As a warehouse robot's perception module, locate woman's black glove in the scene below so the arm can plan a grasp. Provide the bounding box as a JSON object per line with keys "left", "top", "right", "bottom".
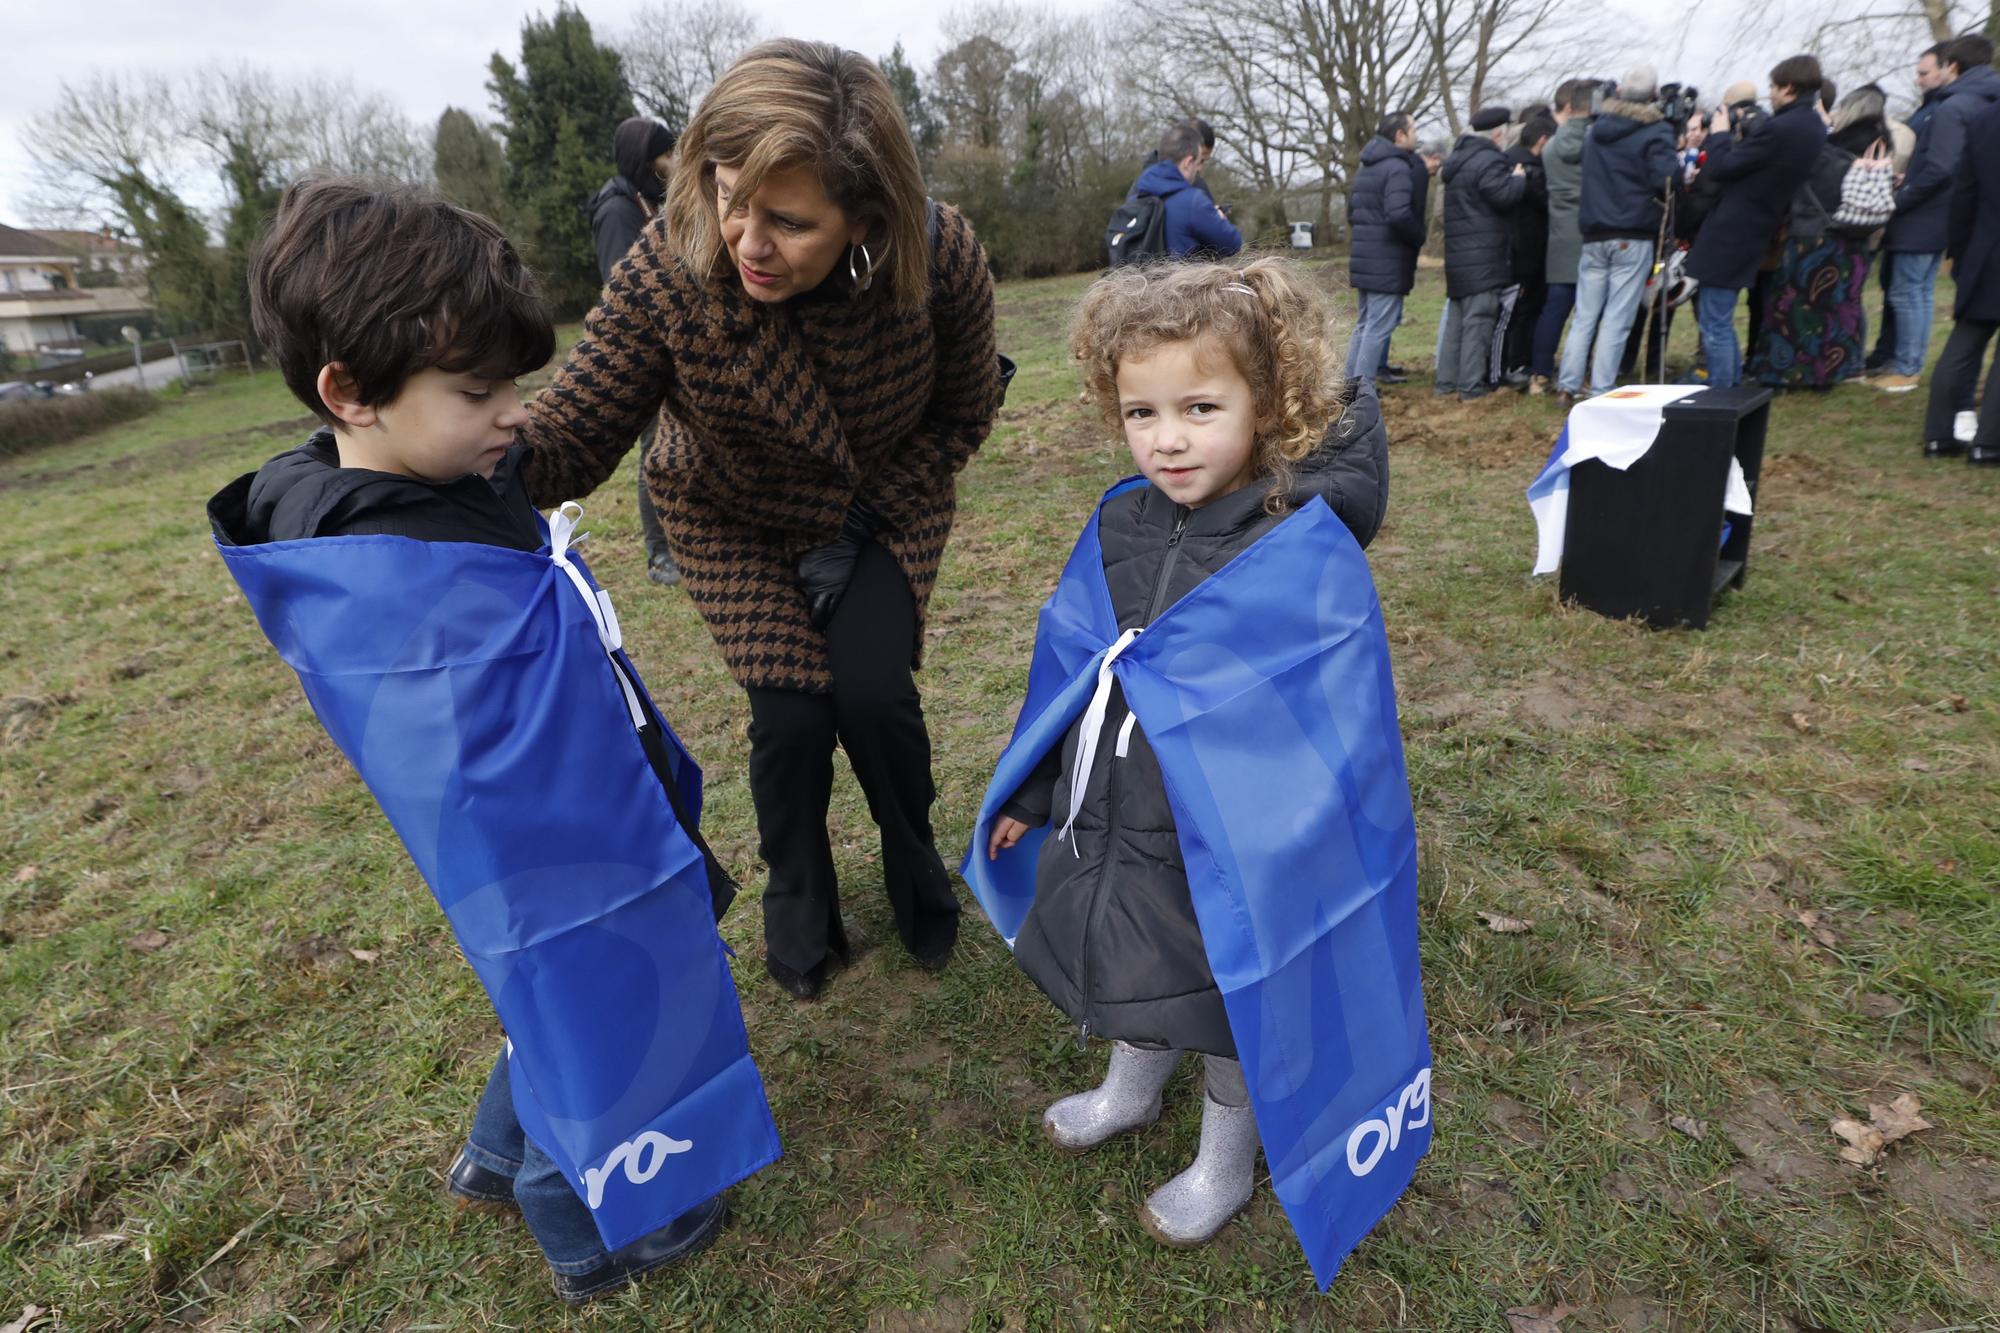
{"left": 798, "top": 499, "right": 882, "bottom": 630}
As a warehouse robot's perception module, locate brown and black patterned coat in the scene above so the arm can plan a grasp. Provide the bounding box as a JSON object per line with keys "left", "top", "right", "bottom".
{"left": 516, "top": 202, "right": 1005, "bottom": 693}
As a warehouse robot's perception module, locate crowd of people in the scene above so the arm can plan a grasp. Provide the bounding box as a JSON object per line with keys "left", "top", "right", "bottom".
{"left": 1344, "top": 34, "right": 2000, "bottom": 466}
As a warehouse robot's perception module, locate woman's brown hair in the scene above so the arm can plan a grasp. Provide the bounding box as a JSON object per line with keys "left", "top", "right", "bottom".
{"left": 665, "top": 39, "right": 930, "bottom": 310}
{"left": 1071, "top": 258, "right": 1348, "bottom": 512}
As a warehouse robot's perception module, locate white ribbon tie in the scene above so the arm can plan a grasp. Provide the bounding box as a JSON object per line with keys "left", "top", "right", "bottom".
{"left": 1055, "top": 628, "right": 1141, "bottom": 855}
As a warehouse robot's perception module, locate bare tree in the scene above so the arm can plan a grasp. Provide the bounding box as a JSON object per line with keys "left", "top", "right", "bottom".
{"left": 618, "top": 0, "right": 762, "bottom": 126}
{"left": 1420, "top": 0, "right": 1574, "bottom": 134}
{"left": 1717, "top": 0, "right": 1996, "bottom": 104}
{"left": 22, "top": 72, "right": 191, "bottom": 228}
{"left": 1140, "top": 0, "right": 1441, "bottom": 232}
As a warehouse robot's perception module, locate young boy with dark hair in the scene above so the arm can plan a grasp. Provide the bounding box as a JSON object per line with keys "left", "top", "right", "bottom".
{"left": 208, "top": 177, "right": 774, "bottom": 1305}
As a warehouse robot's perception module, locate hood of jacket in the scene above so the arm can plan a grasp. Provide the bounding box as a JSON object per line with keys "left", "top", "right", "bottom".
{"left": 1441, "top": 132, "right": 1501, "bottom": 184}
{"left": 613, "top": 116, "right": 669, "bottom": 205}
{"left": 1133, "top": 157, "right": 1196, "bottom": 198}
{"left": 1360, "top": 135, "right": 1414, "bottom": 167}
{"left": 210, "top": 430, "right": 437, "bottom": 547}
{"left": 1592, "top": 99, "right": 1665, "bottom": 143}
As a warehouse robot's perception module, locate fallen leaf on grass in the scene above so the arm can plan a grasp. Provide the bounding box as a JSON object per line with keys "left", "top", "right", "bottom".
{"left": 348, "top": 948, "right": 379, "bottom": 963}
{"left": 1830, "top": 1093, "right": 1931, "bottom": 1167}
{"left": 1899, "top": 757, "right": 1932, "bottom": 772}
{"left": 1787, "top": 712, "right": 1813, "bottom": 733}
{"left": 1871, "top": 1093, "right": 1931, "bottom": 1143}
{"left": 1669, "top": 1114, "right": 1707, "bottom": 1141}
{"left": 1792, "top": 910, "right": 1838, "bottom": 949}
{"left": 11, "top": 865, "right": 34, "bottom": 883}
{"left": 126, "top": 930, "right": 169, "bottom": 953}
{"left": 1936, "top": 859, "right": 1958, "bottom": 874}
{"left": 1493, "top": 1016, "right": 1526, "bottom": 1034}
{"left": 1831, "top": 588, "right": 1868, "bottom": 605}
{"left": 1505, "top": 1303, "right": 1577, "bottom": 1333}
{"left": 1949, "top": 694, "right": 1968, "bottom": 713}
{"left": 1478, "top": 911, "right": 1535, "bottom": 934}
{"left": 2, "top": 1306, "right": 48, "bottom": 1333}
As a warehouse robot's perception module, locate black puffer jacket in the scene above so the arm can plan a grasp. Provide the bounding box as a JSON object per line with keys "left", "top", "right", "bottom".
{"left": 1441, "top": 133, "right": 1526, "bottom": 298}
{"left": 1949, "top": 100, "right": 2000, "bottom": 321}
{"left": 1578, "top": 99, "right": 1679, "bottom": 241}
{"left": 1348, "top": 136, "right": 1429, "bottom": 296}
{"left": 1002, "top": 387, "right": 1389, "bottom": 1055}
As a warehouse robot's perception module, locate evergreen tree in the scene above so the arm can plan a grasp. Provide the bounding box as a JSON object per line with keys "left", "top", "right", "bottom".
{"left": 487, "top": 5, "right": 636, "bottom": 312}
{"left": 880, "top": 42, "right": 941, "bottom": 168}
{"left": 433, "top": 107, "right": 511, "bottom": 222}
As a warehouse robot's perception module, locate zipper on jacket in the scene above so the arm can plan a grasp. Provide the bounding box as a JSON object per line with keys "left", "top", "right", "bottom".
{"left": 1075, "top": 503, "right": 1188, "bottom": 1048}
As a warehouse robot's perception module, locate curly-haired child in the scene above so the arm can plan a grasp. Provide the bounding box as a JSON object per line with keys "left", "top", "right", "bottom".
{"left": 976, "top": 257, "right": 1408, "bottom": 1254}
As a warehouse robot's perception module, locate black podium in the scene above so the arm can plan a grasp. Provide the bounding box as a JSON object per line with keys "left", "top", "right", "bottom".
{"left": 1558, "top": 387, "right": 1771, "bottom": 630}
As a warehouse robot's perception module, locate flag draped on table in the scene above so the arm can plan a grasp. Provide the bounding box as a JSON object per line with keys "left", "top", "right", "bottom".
{"left": 1526, "top": 384, "right": 1750, "bottom": 574}
{"left": 211, "top": 495, "right": 780, "bottom": 1251}
{"left": 962, "top": 482, "right": 1430, "bottom": 1287}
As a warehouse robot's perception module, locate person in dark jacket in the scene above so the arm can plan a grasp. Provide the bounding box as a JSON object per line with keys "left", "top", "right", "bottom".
{"left": 1686, "top": 55, "right": 1830, "bottom": 389}
{"left": 1556, "top": 67, "right": 1680, "bottom": 400}
{"left": 1437, "top": 106, "right": 1527, "bottom": 400}
{"left": 1531, "top": 79, "right": 1594, "bottom": 393}
{"left": 214, "top": 176, "right": 737, "bottom": 1305}
{"left": 1749, "top": 85, "right": 1893, "bottom": 388}
{"left": 1498, "top": 115, "right": 1553, "bottom": 386}
{"left": 1866, "top": 42, "right": 1951, "bottom": 372}
{"left": 1552, "top": 67, "right": 1680, "bottom": 396}
{"left": 986, "top": 259, "right": 1388, "bottom": 1250}
{"left": 1344, "top": 111, "right": 1430, "bottom": 382}
{"left": 586, "top": 116, "right": 683, "bottom": 585}
{"left": 1922, "top": 98, "right": 2000, "bottom": 463}
{"left": 1873, "top": 34, "right": 2000, "bottom": 389}
{"left": 1128, "top": 121, "right": 1243, "bottom": 258}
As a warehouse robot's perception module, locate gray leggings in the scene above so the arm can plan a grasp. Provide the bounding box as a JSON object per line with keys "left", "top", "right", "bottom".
{"left": 1203, "top": 1054, "right": 1247, "bottom": 1107}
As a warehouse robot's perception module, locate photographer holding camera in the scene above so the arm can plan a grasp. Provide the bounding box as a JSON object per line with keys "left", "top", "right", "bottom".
{"left": 1684, "top": 56, "right": 1829, "bottom": 389}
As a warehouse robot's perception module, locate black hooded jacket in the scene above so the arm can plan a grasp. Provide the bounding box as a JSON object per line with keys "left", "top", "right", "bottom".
{"left": 1000, "top": 387, "right": 1389, "bottom": 1055}
{"left": 206, "top": 431, "right": 737, "bottom": 920}
{"left": 585, "top": 118, "right": 672, "bottom": 284}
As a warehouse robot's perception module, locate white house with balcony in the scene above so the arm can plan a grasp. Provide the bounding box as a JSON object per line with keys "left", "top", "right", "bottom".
{"left": 0, "top": 223, "right": 153, "bottom": 360}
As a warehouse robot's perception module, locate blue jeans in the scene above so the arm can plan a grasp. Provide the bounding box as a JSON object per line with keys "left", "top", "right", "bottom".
{"left": 1343, "top": 290, "right": 1405, "bottom": 380}
{"left": 1885, "top": 250, "right": 1942, "bottom": 375}
{"left": 464, "top": 1048, "right": 614, "bottom": 1275}
{"left": 1558, "top": 239, "right": 1651, "bottom": 394}
{"left": 1696, "top": 285, "right": 1742, "bottom": 389}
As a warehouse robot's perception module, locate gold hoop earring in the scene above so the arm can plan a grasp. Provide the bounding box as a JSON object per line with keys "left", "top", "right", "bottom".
{"left": 848, "top": 242, "right": 876, "bottom": 293}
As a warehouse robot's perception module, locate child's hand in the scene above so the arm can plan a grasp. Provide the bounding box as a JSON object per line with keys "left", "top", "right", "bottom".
{"left": 988, "top": 816, "right": 1030, "bottom": 860}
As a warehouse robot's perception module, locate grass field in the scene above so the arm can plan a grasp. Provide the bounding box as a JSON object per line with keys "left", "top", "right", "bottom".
{"left": 1, "top": 263, "right": 1996, "bottom": 1332}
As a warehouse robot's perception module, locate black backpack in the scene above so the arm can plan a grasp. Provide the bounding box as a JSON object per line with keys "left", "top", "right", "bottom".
{"left": 1105, "top": 194, "right": 1169, "bottom": 267}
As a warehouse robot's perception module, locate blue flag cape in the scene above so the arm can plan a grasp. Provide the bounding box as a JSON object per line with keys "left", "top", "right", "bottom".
{"left": 961, "top": 482, "right": 1430, "bottom": 1287}
{"left": 214, "top": 504, "right": 780, "bottom": 1251}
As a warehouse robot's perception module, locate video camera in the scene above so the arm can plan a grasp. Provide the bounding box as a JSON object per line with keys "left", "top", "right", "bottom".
{"left": 1658, "top": 82, "right": 1700, "bottom": 126}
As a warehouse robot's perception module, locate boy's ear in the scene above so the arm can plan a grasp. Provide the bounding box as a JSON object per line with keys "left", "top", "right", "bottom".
{"left": 315, "top": 363, "right": 377, "bottom": 430}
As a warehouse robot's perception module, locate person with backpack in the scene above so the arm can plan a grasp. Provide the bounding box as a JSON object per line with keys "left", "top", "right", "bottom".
{"left": 584, "top": 116, "right": 683, "bottom": 587}
{"left": 1111, "top": 121, "right": 1243, "bottom": 265}
{"left": 1748, "top": 85, "right": 1896, "bottom": 388}
{"left": 1344, "top": 111, "right": 1430, "bottom": 383}
{"left": 1437, "top": 106, "right": 1528, "bottom": 400}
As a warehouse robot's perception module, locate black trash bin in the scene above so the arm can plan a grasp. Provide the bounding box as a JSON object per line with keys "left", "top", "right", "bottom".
{"left": 1558, "top": 386, "right": 1772, "bottom": 630}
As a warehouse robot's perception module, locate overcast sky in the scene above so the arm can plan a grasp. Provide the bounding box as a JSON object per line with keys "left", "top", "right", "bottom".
{"left": 2, "top": 0, "right": 1912, "bottom": 230}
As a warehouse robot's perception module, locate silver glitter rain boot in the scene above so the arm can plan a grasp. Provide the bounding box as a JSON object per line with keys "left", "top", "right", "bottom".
{"left": 1042, "top": 1042, "right": 1179, "bottom": 1153}
{"left": 1139, "top": 1094, "right": 1260, "bottom": 1247}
